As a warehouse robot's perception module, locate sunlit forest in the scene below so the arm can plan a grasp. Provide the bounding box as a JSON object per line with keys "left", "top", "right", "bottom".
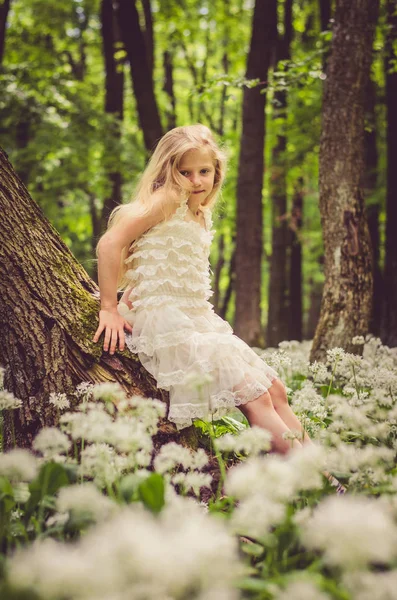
{"left": 1, "top": 0, "right": 397, "bottom": 598}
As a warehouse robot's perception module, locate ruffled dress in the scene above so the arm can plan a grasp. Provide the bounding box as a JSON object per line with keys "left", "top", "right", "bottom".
{"left": 118, "top": 197, "right": 279, "bottom": 430}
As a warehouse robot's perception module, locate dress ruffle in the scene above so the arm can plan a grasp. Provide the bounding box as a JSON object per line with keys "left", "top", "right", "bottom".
{"left": 118, "top": 198, "right": 279, "bottom": 430}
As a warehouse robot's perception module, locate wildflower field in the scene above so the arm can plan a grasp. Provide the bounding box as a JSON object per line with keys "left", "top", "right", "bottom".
{"left": 1, "top": 336, "right": 397, "bottom": 599}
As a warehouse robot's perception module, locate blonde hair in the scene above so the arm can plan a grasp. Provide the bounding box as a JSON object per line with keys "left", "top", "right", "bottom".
{"left": 97, "top": 123, "right": 227, "bottom": 290}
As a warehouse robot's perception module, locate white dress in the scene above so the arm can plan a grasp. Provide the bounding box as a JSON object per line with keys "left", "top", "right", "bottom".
{"left": 118, "top": 197, "right": 279, "bottom": 430}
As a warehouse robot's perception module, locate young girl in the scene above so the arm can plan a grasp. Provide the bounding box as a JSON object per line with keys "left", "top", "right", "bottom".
{"left": 92, "top": 124, "right": 345, "bottom": 489}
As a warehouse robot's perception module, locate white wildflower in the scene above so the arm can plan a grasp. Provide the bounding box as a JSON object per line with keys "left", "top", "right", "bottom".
{"left": 308, "top": 361, "right": 329, "bottom": 383}
{"left": 56, "top": 483, "right": 117, "bottom": 521}
{"left": 60, "top": 406, "right": 113, "bottom": 442}
{"left": 0, "top": 390, "right": 22, "bottom": 410}
{"left": 154, "top": 442, "right": 199, "bottom": 474}
{"left": 32, "top": 427, "right": 71, "bottom": 460}
{"left": 326, "top": 347, "right": 346, "bottom": 364}
{"left": 290, "top": 381, "right": 328, "bottom": 421}
{"left": 226, "top": 455, "right": 297, "bottom": 502}
{"left": 46, "top": 512, "right": 69, "bottom": 529}
{"left": 171, "top": 471, "right": 212, "bottom": 495}
{"left": 352, "top": 336, "right": 365, "bottom": 345}
{"left": 79, "top": 443, "right": 127, "bottom": 487}
{"left": 229, "top": 493, "right": 285, "bottom": 539}
{"left": 92, "top": 382, "right": 127, "bottom": 405}
{"left": 75, "top": 381, "right": 94, "bottom": 401}
{"left": 276, "top": 579, "right": 331, "bottom": 600}
{"left": 7, "top": 502, "right": 242, "bottom": 599}
{"left": 13, "top": 482, "right": 31, "bottom": 503}
{"left": 342, "top": 570, "right": 397, "bottom": 600}
{"left": 0, "top": 449, "right": 39, "bottom": 482}
{"left": 216, "top": 426, "right": 272, "bottom": 456}
{"left": 300, "top": 495, "right": 397, "bottom": 570}
{"left": 49, "top": 392, "right": 70, "bottom": 410}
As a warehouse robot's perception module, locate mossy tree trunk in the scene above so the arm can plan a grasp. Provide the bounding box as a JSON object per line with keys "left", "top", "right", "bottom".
{"left": 310, "top": 0, "right": 378, "bottom": 362}
{"left": 0, "top": 148, "right": 181, "bottom": 450}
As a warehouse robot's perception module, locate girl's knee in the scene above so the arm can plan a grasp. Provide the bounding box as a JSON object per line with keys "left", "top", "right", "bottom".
{"left": 268, "top": 379, "right": 289, "bottom": 410}
{"left": 239, "top": 391, "right": 274, "bottom": 416}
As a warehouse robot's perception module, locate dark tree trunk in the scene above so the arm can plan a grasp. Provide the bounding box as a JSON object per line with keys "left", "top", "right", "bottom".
{"left": 319, "top": 0, "right": 332, "bottom": 72}
{"left": 288, "top": 179, "right": 303, "bottom": 341}
{"left": 234, "top": 0, "right": 277, "bottom": 345}
{"left": 380, "top": 0, "right": 397, "bottom": 347}
{"left": 100, "top": 0, "right": 125, "bottom": 234}
{"left": 310, "top": 0, "right": 378, "bottom": 362}
{"left": 115, "top": 0, "right": 162, "bottom": 152}
{"left": 0, "top": 149, "right": 190, "bottom": 450}
{"left": 141, "top": 0, "right": 154, "bottom": 75}
{"left": 163, "top": 50, "right": 176, "bottom": 131}
{"left": 267, "top": 0, "right": 292, "bottom": 348}
{"left": 306, "top": 274, "right": 323, "bottom": 339}
{"left": 219, "top": 245, "right": 236, "bottom": 321}
{"left": 0, "top": 0, "right": 11, "bottom": 65}
{"left": 319, "top": 0, "right": 331, "bottom": 31}
{"left": 363, "top": 75, "right": 382, "bottom": 336}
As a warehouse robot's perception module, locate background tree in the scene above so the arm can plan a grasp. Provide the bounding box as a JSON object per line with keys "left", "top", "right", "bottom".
{"left": 310, "top": 0, "right": 379, "bottom": 361}
{"left": 266, "top": 0, "right": 293, "bottom": 347}
{"left": 234, "top": 0, "right": 277, "bottom": 345}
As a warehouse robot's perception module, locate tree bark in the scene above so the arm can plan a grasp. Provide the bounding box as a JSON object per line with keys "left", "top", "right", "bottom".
{"left": 267, "top": 0, "right": 292, "bottom": 348}
{"left": 288, "top": 179, "right": 303, "bottom": 341}
{"left": 141, "top": 0, "right": 154, "bottom": 75}
{"left": 380, "top": 0, "right": 397, "bottom": 347}
{"left": 0, "top": 0, "right": 11, "bottom": 65}
{"left": 310, "top": 0, "right": 378, "bottom": 362}
{"left": 115, "top": 0, "right": 162, "bottom": 152}
{"left": 100, "top": 0, "right": 125, "bottom": 234}
{"left": 0, "top": 148, "right": 179, "bottom": 450}
{"left": 234, "top": 0, "right": 277, "bottom": 345}
{"left": 363, "top": 76, "right": 382, "bottom": 336}
{"left": 163, "top": 49, "right": 176, "bottom": 131}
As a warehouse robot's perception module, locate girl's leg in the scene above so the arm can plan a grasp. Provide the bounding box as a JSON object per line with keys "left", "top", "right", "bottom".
{"left": 238, "top": 391, "right": 303, "bottom": 455}
{"left": 267, "top": 379, "right": 346, "bottom": 493}
{"left": 267, "top": 379, "right": 314, "bottom": 445}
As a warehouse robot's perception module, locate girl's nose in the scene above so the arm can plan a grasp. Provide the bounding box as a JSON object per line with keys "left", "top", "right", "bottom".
{"left": 191, "top": 173, "right": 201, "bottom": 186}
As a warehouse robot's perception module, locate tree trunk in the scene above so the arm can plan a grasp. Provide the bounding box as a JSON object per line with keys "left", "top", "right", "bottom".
{"left": 163, "top": 49, "right": 176, "bottom": 131}
{"left": 288, "top": 179, "right": 303, "bottom": 341}
{"left": 0, "top": 148, "right": 180, "bottom": 450}
{"left": 310, "top": 0, "right": 378, "bottom": 362}
{"left": 141, "top": 0, "right": 154, "bottom": 75}
{"left": 115, "top": 0, "right": 162, "bottom": 152}
{"left": 0, "top": 0, "right": 11, "bottom": 65}
{"left": 100, "top": 0, "right": 124, "bottom": 234}
{"left": 234, "top": 0, "right": 277, "bottom": 345}
{"left": 380, "top": 0, "right": 397, "bottom": 347}
{"left": 363, "top": 75, "right": 382, "bottom": 336}
{"left": 266, "top": 0, "right": 292, "bottom": 348}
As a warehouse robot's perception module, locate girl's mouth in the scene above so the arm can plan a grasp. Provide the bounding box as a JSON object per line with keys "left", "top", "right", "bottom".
{"left": 192, "top": 190, "right": 204, "bottom": 194}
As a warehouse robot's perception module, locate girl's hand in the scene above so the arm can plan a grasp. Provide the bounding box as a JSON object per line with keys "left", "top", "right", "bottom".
{"left": 92, "top": 308, "right": 133, "bottom": 354}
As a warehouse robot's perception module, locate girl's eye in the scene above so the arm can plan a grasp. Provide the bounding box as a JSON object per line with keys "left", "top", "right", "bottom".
{"left": 180, "top": 171, "right": 189, "bottom": 176}
{"left": 201, "top": 169, "right": 209, "bottom": 174}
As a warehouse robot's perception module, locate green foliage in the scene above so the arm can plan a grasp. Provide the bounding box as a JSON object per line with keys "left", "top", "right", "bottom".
{"left": 0, "top": 0, "right": 390, "bottom": 325}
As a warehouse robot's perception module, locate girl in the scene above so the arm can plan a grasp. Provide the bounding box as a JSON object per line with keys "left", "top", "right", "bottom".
{"left": 92, "top": 124, "right": 345, "bottom": 490}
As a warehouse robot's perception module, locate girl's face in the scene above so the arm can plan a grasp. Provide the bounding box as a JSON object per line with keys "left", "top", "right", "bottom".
{"left": 178, "top": 147, "right": 216, "bottom": 203}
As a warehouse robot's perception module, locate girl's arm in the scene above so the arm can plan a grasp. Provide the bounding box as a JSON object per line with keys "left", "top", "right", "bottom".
{"left": 93, "top": 191, "right": 172, "bottom": 354}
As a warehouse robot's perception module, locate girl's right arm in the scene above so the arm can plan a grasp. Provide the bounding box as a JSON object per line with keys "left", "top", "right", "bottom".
{"left": 92, "top": 191, "right": 173, "bottom": 354}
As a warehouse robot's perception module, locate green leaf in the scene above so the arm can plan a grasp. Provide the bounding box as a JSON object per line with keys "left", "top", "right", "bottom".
{"left": 25, "top": 462, "right": 71, "bottom": 517}
{"left": 138, "top": 473, "right": 165, "bottom": 514}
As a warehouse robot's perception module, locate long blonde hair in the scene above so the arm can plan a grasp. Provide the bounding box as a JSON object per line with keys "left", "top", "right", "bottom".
{"left": 97, "top": 123, "right": 227, "bottom": 291}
